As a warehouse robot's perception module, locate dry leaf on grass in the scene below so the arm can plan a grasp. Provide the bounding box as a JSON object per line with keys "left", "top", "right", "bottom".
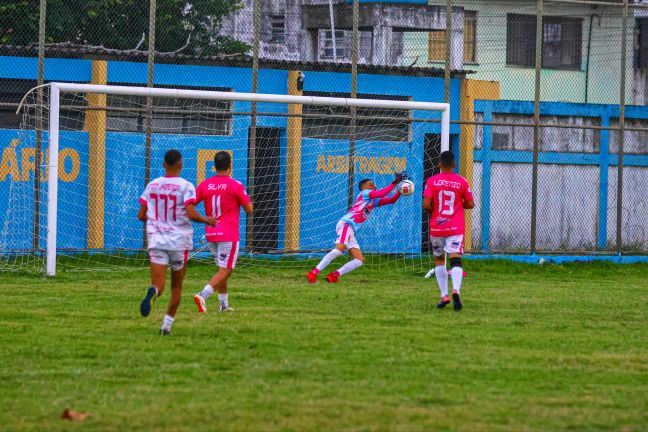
{"left": 60, "top": 408, "right": 89, "bottom": 421}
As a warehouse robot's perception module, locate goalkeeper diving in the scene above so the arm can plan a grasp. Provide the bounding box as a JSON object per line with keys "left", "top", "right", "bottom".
{"left": 307, "top": 171, "right": 407, "bottom": 283}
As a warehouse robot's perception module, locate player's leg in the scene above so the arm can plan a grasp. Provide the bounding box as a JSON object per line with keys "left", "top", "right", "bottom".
{"left": 140, "top": 249, "right": 168, "bottom": 317}
{"left": 445, "top": 235, "right": 465, "bottom": 311}
{"left": 160, "top": 251, "right": 188, "bottom": 335}
{"left": 308, "top": 221, "right": 349, "bottom": 283}
{"left": 217, "top": 280, "right": 234, "bottom": 312}
{"left": 328, "top": 247, "right": 364, "bottom": 283}
{"left": 327, "top": 227, "right": 362, "bottom": 283}
{"left": 430, "top": 237, "right": 450, "bottom": 309}
{"left": 195, "top": 242, "right": 237, "bottom": 312}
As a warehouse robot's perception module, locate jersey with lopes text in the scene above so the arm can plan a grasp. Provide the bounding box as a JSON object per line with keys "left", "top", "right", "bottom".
{"left": 195, "top": 175, "right": 251, "bottom": 242}
{"left": 139, "top": 176, "right": 196, "bottom": 250}
{"left": 423, "top": 172, "right": 473, "bottom": 236}
{"left": 340, "top": 190, "right": 380, "bottom": 230}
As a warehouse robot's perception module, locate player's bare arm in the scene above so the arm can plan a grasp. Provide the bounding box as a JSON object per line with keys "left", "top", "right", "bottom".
{"left": 463, "top": 199, "right": 475, "bottom": 210}
{"left": 422, "top": 196, "right": 433, "bottom": 214}
{"left": 243, "top": 202, "right": 253, "bottom": 214}
{"left": 186, "top": 203, "right": 216, "bottom": 226}
{"left": 138, "top": 204, "right": 147, "bottom": 222}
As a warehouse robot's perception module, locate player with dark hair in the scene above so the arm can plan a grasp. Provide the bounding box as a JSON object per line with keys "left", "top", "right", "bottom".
{"left": 307, "top": 172, "right": 405, "bottom": 283}
{"left": 193, "top": 151, "right": 253, "bottom": 313}
{"left": 423, "top": 151, "right": 474, "bottom": 311}
{"left": 138, "top": 149, "right": 215, "bottom": 335}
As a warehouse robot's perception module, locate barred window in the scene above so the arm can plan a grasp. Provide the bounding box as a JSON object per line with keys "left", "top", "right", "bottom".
{"left": 506, "top": 14, "right": 582, "bottom": 70}
{"left": 428, "top": 11, "right": 477, "bottom": 63}
{"left": 105, "top": 84, "right": 232, "bottom": 136}
{"left": 319, "top": 30, "right": 349, "bottom": 61}
{"left": 302, "top": 92, "right": 411, "bottom": 142}
{"left": 270, "top": 14, "right": 285, "bottom": 44}
{"left": 0, "top": 79, "right": 84, "bottom": 130}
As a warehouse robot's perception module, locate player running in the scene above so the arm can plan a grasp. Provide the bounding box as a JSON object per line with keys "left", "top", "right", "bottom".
{"left": 138, "top": 149, "right": 215, "bottom": 335}
{"left": 307, "top": 172, "right": 405, "bottom": 284}
{"left": 193, "top": 151, "right": 253, "bottom": 313}
{"left": 423, "top": 151, "right": 474, "bottom": 311}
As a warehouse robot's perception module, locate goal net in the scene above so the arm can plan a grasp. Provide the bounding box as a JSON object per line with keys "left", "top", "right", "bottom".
{"left": 1, "top": 83, "right": 449, "bottom": 275}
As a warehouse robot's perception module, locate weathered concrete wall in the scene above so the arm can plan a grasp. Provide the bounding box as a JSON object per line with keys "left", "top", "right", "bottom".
{"left": 221, "top": 0, "right": 464, "bottom": 67}
{"left": 403, "top": 0, "right": 634, "bottom": 104}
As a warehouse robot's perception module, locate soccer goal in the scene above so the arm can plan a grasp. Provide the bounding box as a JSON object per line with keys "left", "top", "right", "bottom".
{"left": 3, "top": 83, "right": 450, "bottom": 276}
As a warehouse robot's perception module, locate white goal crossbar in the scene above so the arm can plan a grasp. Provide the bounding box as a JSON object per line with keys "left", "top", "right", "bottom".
{"left": 27, "top": 82, "right": 450, "bottom": 276}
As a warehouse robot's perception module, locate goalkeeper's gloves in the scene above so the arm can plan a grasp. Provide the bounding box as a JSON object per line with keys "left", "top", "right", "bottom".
{"left": 392, "top": 172, "right": 403, "bottom": 185}
{"left": 392, "top": 171, "right": 408, "bottom": 184}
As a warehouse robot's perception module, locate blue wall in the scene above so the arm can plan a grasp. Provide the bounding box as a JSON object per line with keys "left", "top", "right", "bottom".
{"left": 0, "top": 56, "right": 459, "bottom": 255}
{"left": 474, "top": 99, "right": 648, "bottom": 251}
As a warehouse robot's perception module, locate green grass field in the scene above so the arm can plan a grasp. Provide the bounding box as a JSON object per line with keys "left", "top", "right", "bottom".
{"left": 0, "top": 260, "right": 647, "bottom": 431}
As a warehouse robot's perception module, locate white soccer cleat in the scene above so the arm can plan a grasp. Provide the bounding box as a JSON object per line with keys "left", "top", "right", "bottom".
{"left": 193, "top": 294, "right": 207, "bottom": 313}
{"left": 424, "top": 269, "right": 435, "bottom": 279}
{"left": 219, "top": 304, "right": 235, "bottom": 313}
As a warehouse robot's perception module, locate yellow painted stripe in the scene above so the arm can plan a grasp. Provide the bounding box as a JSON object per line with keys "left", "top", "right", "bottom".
{"left": 86, "top": 60, "right": 107, "bottom": 249}
{"left": 285, "top": 71, "right": 303, "bottom": 251}
{"left": 459, "top": 79, "right": 500, "bottom": 251}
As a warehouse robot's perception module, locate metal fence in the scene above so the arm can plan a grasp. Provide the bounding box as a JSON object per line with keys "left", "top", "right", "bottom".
{"left": 0, "top": 0, "right": 646, "bottom": 255}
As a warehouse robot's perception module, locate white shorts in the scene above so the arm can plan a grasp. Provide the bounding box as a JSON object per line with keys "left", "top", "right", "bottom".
{"left": 430, "top": 235, "right": 464, "bottom": 257}
{"left": 208, "top": 241, "right": 240, "bottom": 269}
{"left": 335, "top": 220, "right": 360, "bottom": 250}
{"left": 149, "top": 249, "right": 188, "bottom": 271}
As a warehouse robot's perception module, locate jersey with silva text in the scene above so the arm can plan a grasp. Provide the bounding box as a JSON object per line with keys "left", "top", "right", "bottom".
{"left": 423, "top": 172, "right": 473, "bottom": 236}
{"left": 195, "top": 175, "right": 251, "bottom": 242}
{"left": 139, "top": 176, "right": 196, "bottom": 250}
{"left": 340, "top": 190, "right": 379, "bottom": 230}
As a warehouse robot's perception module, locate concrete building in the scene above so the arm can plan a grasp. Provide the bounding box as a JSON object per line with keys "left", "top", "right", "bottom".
{"left": 220, "top": 0, "right": 465, "bottom": 69}
{"left": 403, "top": 0, "right": 637, "bottom": 105}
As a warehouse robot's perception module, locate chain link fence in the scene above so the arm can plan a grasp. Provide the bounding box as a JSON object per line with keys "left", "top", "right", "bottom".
{"left": 0, "top": 0, "right": 646, "bottom": 257}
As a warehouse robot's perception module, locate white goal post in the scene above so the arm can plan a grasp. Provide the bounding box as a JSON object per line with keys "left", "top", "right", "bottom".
{"left": 22, "top": 82, "right": 450, "bottom": 276}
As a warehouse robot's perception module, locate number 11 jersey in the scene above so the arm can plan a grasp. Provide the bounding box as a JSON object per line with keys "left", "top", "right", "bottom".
{"left": 423, "top": 172, "right": 473, "bottom": 236}
{"left": 139, "top": 176, "right": 197, "bottom": 250}
{"left": 195, "top": 175, "right": 251, "bottom": 242}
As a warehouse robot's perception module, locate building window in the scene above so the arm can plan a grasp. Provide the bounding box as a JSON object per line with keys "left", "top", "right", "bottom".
{"left": 428, "top": 11, "right": 477, "bottom": 63}
{"left": 0, "top": 79, "right": 84, "bottom": 130}
{"left": 106, "top": 85, "right": 232, "bottom": 135}
{"left": 302, "top": 91, "right": 411, "bottom": 142}
{"left": 463, "top": 11, "right": 477, "bottom": 63}
{"left": 506, "top": 14, "right": 582, "bottom": 70}
{"left": 634, "top": 18, "right": 648, "bottom": 69}
{"left": 270, "top": 14, "right": 285, "bottom": 44}
{"left": 319, "top": 29, "right": 350, "bottom": 61}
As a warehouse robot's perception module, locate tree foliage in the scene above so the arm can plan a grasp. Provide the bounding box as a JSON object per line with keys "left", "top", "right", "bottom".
{"left": 0, "top": 0, "right": 249, "bottom": 55}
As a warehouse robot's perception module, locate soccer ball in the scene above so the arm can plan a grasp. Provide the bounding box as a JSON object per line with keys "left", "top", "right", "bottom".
{"left": 398, "top": 179, "right": 415, "bottom": 196}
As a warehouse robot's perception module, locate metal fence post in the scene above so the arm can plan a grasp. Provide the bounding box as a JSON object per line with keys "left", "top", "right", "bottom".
{"left": 143, "top": 0, "right": 156, "bottom": 248}
{"left": 348, "top": 0, "right": 359, "bottom": 209}
{"left": 530, "top": 0, "right": 543, "bottom": 254}
{"left": 34, "top": 0, "right": 46, "bottom": 252}
{"left": 617, "top": 0, "right": 628, "bottom": 253}
{"left": 247, "top": 0, "right": 261, "bottom": 251}
{"left": 444, "top": 0, "right": 452, "bottom": 104}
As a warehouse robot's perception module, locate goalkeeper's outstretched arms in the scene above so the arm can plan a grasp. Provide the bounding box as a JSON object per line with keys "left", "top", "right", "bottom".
{"left": 368, "top": 171, "right": 405, "bottom": 199}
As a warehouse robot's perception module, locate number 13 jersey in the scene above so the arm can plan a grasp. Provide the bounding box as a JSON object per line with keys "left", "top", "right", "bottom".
{"left": 423, "top": 172, "right": 473, "bottom": 236}
{"left": 139, "top": 176, "right": 197, "bottom": 251}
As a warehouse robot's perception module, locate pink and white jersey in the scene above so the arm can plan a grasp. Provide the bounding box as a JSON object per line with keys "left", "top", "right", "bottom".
{"left": 195, "top": 175, "right": 251, "bottom": 242}
{"left": 423, "top": 172, "right": 474, "bottom": 236}
{"left": 139, "top": 176, "right": 197, "bottom": 250}
{"left": 340, "top": 189, "right": 378, "bottom": 230}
